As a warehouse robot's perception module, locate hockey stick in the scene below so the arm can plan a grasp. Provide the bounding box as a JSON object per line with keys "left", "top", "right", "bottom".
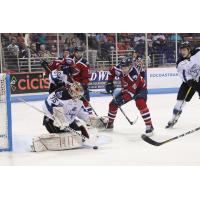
{"left": 17, "top": 98, "right": 98, "bottom": 148}
{"left": 166, "top": 86, "right": 192, "bottom": 128}
{"left": 111, "top": 93, "right": 138, "bottom": 125}
{"left": 90, "top": 90, "right": 138, "bottom": 125}
{"left": 141, "top": 126, "right": 200, "bottom": 146}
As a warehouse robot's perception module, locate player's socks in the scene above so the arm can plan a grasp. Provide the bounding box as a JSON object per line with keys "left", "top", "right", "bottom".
{"left": 136, "top": 99, "right": 152, "bottom": 125}
{"left": 106, "top": 102, "right": 118, "bottom": 129}
{"left": 135, "top": 98, "right": 154, "bottom": 135}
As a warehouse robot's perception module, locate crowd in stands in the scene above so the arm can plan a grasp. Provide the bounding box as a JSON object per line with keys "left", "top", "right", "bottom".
{"left": 87, "top": 33, "right": 184, "bottom": 64}
{"left": 2, "top": 33, "right": 200, "bottom": 71}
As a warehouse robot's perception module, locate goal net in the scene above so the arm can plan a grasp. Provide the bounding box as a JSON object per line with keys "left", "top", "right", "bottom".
{"left": 0, "top": 73, "right": 12, "bottom": 151}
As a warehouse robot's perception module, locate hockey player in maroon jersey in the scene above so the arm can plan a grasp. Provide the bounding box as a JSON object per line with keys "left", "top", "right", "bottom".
{"left": 41, "top": 49, "right": 75, "bottom": 76}
{"left": 105, "top": 57, "right": 154, "bottom": 136}
{"left": 69, "top": 47, "right": 92, "bottom": 114}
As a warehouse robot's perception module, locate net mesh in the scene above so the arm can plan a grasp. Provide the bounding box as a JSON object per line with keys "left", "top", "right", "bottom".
{"left": 0, "top": 74, "right": 8, "bottom": 149}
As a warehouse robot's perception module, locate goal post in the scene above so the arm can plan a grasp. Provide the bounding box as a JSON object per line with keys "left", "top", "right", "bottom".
{"left": 0, "top": 73, "right": 12, "bottom": 151}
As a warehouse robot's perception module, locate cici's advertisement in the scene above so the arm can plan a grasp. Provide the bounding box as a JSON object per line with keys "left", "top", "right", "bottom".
{"left": 9, "top": 71, "right": 120, "bottom": 94}
{"left": 10, "top": 73, "right": 49, "bottom": 94}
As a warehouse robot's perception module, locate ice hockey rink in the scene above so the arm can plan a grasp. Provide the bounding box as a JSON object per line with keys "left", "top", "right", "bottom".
{"left": 1, "top": 92, "right": 200, "bottom": 166}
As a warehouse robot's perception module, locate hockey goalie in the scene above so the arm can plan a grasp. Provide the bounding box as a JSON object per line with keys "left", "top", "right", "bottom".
{"left": 31, "top": 82, "right": 106, "bottom": 152}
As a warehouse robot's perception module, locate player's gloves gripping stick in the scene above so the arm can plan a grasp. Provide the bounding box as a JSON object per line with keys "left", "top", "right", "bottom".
{"left": 41, "top": 60, "right": 49, "bottom": 68}
{"left": 122, "top": 91, "right": 132, "bottom": 103}
{"left": 105, "top": 81, "right": 115, "bottom": 94}
{"left": 61, "top": 65, "right": 71, "bottom": 75}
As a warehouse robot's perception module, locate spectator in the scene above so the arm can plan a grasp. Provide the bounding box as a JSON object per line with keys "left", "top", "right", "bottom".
{"left": 18, "top": 43, "right": 28, "bottom": 58}
{"left": 75, "top": 37, "right": 81, "bottom": 47}
{"left": 107, "top": 33, "right": 115, "bottom": 43}
{"left": 38, "top": 44, "right": 51, "bottom": 60}
{"left": 88, "top": 34, "right": 98, "bottom": 50}
{"left": 50, "top": 45, "right": 57, "bottom": 57}
{"left": 17, "top": 33, "right": 25, "bottom": 49}
{"left": 64, "top": 37, "right": 71, "bottom": 49}
{"left": 68, "top": 41, "right": 77, "bottom": 53}
{"left": 81, "top": 42, "right": 86, "bottom": 51}
{"left": 96, "top": 33, "right": 107, "bottom": 43}
{"left": 153, "top": 33, "right": 166, "bottom": 45}
{"left": 7, "top": 38, "right": 19, "bottom": 56}
{"left": 38, "top": 33, "right": 46, "bottom": 45}
{"left": 61, "top": 48, "right": 70, "bottom": 59}
{"left": 30, "top": 43, "right": 38, "bottom": 57}
{"left": 147, "top": 33, "right": 153, "bottom": 55}
{"left": 134, "top": 34, "right": 145, "bottom": 45}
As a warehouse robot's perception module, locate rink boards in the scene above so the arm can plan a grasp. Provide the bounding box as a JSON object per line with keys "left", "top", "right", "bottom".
{"left": 11, "top": 67, "right": 181, "bottom": 102}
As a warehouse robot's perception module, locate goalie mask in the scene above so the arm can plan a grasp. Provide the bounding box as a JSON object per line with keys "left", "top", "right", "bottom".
{"left": 68, "top": 82, "right": 84, "bottom": 99}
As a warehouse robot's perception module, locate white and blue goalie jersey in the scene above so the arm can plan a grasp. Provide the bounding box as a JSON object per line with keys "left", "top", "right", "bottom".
{"left": 43, "top": 87, "right": 90, "bottom": 124}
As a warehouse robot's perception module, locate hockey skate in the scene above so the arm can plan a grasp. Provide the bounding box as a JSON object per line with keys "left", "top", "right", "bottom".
{"left": 106, "top": 122, "right": 114, "bottom": 130}
{"left": 166, "top": 119, "right": 178, "bottom": 128}
{"left": 165, "top": 113, "right": 181, "bottom": 128}
{"left": 145, "top": 125, "right": 154, "bottom": 137}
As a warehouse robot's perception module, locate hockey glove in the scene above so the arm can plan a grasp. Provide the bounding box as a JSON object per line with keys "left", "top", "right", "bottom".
{"left": 61, "top": 65, "right": 71, "bottom": 75}
{"left": 122, "top": 91, "right": 132, "bottom": 103}
{"left": 41, "top": 60, "right": 49, "bottom": 68}
{"left": 105, "top": 81, "right": 115, "bottom": 94}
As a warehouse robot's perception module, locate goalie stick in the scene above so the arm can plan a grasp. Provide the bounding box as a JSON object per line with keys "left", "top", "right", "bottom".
{"left": 17, "top": 98, "right": 99, "bottom": 149}
{"left": 141, "top": 126, "right": 200, "bottom": 146}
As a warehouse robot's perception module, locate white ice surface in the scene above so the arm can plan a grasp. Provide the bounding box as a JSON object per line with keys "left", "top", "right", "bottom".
{"left": 1, "top": 93, "right": 200, "bottom": 165}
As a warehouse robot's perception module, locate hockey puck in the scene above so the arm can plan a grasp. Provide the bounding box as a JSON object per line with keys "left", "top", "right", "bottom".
{"left": 93, "top": 146, "right": 98, "bottom": 150}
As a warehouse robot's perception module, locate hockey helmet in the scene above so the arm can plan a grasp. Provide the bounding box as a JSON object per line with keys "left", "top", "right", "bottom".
{"left": 180, "top": 41, "right": 191, "bottom": 51}
{"left": 120, "top": 57, "right": 132, "bottom": 67}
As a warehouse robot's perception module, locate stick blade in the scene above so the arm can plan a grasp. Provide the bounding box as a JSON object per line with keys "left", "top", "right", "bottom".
{"left": 141, "top": 134, "right": 162, "bottom": 146}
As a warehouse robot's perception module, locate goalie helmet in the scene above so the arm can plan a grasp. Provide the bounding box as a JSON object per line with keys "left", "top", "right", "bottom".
{"left": 68, "top": 82, "right": 84, "bottom": 99}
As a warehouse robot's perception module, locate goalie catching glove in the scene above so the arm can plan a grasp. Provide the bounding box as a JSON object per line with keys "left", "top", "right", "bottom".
{"left": 87, "top": 115, "right": 109, "bottom": 129}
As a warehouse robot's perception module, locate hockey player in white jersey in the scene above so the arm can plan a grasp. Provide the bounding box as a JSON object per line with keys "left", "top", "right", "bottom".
{"left": 166, "top": 41, "right": 200, "bottom": 128}
{"left": 32, "top": 82, "right": 104, "bottom": 152}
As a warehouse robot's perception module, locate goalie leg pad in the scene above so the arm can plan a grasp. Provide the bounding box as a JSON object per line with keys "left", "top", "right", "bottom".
{"left": 31, "top": 133, "right": 83, "bottom": 152}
